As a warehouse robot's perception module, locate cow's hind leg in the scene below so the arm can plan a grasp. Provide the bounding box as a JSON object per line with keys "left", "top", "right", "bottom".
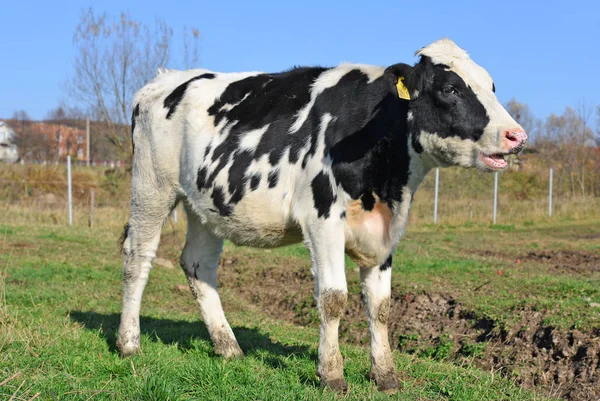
{"left": 117, "top": 188, "right": 175, "bottom": 357}
{"left": 360, "top": 256, "right": 399, "bottom": 394}
{"left": 180, "top": 205, "right": 243, "bottom": 359}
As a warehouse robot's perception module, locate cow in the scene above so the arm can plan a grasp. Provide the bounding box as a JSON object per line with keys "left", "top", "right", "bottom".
{"left": 117, "top": 38, "right": 527, "bottom": 393}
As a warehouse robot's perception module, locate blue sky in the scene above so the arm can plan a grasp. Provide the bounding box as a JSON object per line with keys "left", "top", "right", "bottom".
{"left": 2, "top": 0, "right": 599, "bottom": 123}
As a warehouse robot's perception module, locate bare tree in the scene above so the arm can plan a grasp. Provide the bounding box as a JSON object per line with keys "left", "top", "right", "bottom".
{"left": 67, "top": 9, "right": 175, "bottom": 161}
{"left": 504, "top": 99, "right": 540, "bottom": 170}
{"left": 183, "top": 26, "right": 200, "bottom": 69}
{"left": 66, "top": 9, "right": 200, "bottom": 163}
{"left": 505, "top": 98, "right": 541, "bottom": 140}
{"left": 539, "top": 104, "right": 597, "bottom": 196}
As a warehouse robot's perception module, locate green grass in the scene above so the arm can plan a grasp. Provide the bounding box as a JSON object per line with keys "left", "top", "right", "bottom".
{"left": 4, "top": 218, "right": 597, "bottom": 400}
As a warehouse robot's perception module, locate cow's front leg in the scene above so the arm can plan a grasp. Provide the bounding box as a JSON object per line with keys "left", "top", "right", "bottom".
{"left": 305, "top": 219, "right": 348, "bottom": 392}
{"left": 360, "top": 255, "right": 399, "bottom": 393}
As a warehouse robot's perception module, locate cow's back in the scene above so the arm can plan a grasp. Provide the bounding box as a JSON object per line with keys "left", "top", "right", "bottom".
{"left": 131, "top": 64, "right": 394, "bottom": 248}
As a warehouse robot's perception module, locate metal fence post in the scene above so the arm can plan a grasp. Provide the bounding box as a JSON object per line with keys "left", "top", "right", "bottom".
{"left": 67, "top": 155, "right": 73, "bottom": 226}
{"left": 493, "top": 171, "right": 498, "bottom": 224}
{"left": 173, "top": 207, "right": 178, "bottom": 224}
{"left": 433, "top": 168, "right": 439, "bottom": 224}
{"left": 549, "top": 167, "right": 553, "bottom": 217}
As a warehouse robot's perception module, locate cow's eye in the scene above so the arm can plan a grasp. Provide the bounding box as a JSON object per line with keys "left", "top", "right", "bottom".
{"left": 442, "top": 85, "right": 458, "bottom": 96}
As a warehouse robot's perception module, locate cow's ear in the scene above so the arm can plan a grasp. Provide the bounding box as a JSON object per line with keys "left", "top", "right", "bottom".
{"left": 385, "top": 63, "right": 413, "bottom": 80}
{"left": 385, "top": 63, "right": 418, "bottom": 100}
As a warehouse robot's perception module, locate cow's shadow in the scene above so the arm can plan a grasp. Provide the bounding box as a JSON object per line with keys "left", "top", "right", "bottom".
{"left": 69, "top": 311, "right": 317, "bottom": 380}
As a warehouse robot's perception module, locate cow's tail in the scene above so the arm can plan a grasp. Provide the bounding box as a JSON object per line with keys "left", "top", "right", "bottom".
{"left": 118, "top": 222, "right": 130, "bottom": 255}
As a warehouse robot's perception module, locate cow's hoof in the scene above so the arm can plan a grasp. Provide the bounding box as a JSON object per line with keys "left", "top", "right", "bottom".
{"left": 117, "top": 342, "right": 140, "bottom": 358}
{"left": 321, "top": 377, "right": 348, "bottom": 393}
{"left": 369, "top": 370, "right": 399, "bottom": 394}
{"left": 213, "top": 334, "right": 244, "bottom": 359}
{"left": 376, "top": 375, "right": 399, "bottom": 394}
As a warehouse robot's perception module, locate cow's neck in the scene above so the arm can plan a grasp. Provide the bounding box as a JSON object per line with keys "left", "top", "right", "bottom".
{"left": 343, "top": 124, "right": 433, "bottom": 267}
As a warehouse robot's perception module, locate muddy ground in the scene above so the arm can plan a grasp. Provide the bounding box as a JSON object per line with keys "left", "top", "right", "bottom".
{"left": 216, "top": 249, "right": 600, "bottom": 401}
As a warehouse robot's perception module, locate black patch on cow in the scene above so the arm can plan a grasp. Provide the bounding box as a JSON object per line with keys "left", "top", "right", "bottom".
{"left": 131, "top": 104, "right": 140, "bottom": 154}
{"left": 227, "top": 151, "right": 253, "bottom": 204}
{"left": 492, "top": 82, "right": 496, "bottom": 93}
{"left": 267, "top": 170, "right": 279, "bottom": 188}
{"left": 195, "top": 57, "right": 492, "bottom": 214}
{"left": 203, "top": 67, "right": 328, "bottom": 210}
{"left": 199, "top": 65, "right": 413, "bottom": 211}
{"left": 361, "top": 192, "right": 375, "bottom": 211}
{"left": 379, "top": 254, "right": 392, "bottom": 271}
{"left": 391, "top": 57, "right": 490, "bottom": 146}
{"left": 164, "top": 73, "right": 216, "bottom": 119}
{"left": 250, "top": 174, "right": 261, "bottom": 191}
{"left": 196, "top": 167, "right": 208, "bottom": 190}
{"left": 311, "top": 171, "right": 336, "bottom": 218}
{"left": 211, "top": 186, "right": 232, "bottom": 216}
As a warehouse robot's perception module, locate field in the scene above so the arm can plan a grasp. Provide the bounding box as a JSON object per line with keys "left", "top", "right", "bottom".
{"left": 1, "top": 162, "right": 600, "bottom": 400}
{"left": 1, "top": 207, "right": 599, "bottom": 400}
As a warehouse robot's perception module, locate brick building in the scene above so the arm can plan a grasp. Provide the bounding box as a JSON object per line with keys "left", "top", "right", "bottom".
{"left": 29, "top": 122, "right": 88, "bottom": 161}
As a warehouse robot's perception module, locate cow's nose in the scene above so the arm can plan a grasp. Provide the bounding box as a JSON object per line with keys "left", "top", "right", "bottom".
{"left": 504, "top": 129, "right": 527, "bottom": 151}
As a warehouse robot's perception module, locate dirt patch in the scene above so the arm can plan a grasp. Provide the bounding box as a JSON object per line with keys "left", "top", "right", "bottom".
{"left": 522, "top": 250, "right": 600, "bottom": 274}
{"left": 219, "top": 257, "right": 600, "bottom": 401}
{"left": 472, "top": 248, "right": 600, "bottom": 274}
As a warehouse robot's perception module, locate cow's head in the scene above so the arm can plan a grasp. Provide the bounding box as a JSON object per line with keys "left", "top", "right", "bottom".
{"left": 388, "top": 38, "right": 527, "bottom": 171}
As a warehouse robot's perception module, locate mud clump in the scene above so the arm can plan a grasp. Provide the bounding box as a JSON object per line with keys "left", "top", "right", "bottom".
{"left": 219, "top": 259, "right": 600, "bottom": 400}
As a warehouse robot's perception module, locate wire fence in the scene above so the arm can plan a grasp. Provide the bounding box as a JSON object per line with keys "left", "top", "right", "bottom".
{"left": 1, "top": 159, "right": 599, "bottom": 228}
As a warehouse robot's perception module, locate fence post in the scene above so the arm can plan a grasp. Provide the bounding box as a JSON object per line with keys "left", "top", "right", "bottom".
{"left": 493, "top": 171, "right": 498, "bottom": 224}
{"left": 89, "top": 190, "right": 95, "bottom": 228}
{"left": 86, "top": 116, "right": 90, "bottom": 167}
{"left": 173, "top": 207, "right": 178, "bottom": 224}
{"left": 67, "top": 155, "right": 73, "bottom": 226}
{"left": 548, "top": 167, "right": 553, "bottom": 218}
{"left": 433, "top": 168, "right": 439, "bottom": 224}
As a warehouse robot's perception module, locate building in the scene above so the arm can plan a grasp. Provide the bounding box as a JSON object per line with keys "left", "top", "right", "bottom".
{"left": 29, "top": 122, "right": 88, "bottom": 162}
{"left": 0, "top": 121, "right": 19, "bottom": 162}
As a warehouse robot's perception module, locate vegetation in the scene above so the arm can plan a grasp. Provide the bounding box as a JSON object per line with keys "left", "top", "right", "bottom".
{"left": 4, "top": 216, "right": 590, "bottom": 400}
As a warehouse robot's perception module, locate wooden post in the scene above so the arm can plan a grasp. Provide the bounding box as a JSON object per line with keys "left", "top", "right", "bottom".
{"left": 89, "top": 190, "right": 95, "bottom": 228}
{"left": 86, "top": 116, "right": 90, "bottom": 167}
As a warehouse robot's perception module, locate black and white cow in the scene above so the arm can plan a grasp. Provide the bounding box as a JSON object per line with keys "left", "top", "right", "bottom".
{"left": 117, "top": 38, "right": 527, "bottom": 393}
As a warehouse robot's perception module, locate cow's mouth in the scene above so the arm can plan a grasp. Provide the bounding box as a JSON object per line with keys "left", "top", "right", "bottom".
{"left": 479, "top": 152, "right": 508, "bottom": 170}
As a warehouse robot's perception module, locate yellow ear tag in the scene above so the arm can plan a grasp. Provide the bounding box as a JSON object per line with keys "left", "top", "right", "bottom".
{"left": 396, "top": 77, "right": 410, "bottom": 100}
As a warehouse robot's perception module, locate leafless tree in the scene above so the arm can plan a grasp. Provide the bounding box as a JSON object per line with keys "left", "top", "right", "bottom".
{"left": 183, "top": 26, "right": 200, "bottom": 69}
{"left": 67, "top": 9, "right": 199, "bottom": 163}
{"left": 538, "top": 103, "right": 597, "bottom": 196}
{"left": 505, "top": 98, "right": 538, "bottom": 139}
{"left": 66, "top": 9, "right": 200, "bottom": 163}
{"left": 504, "top": 99, "right": 541, "bottom": 170}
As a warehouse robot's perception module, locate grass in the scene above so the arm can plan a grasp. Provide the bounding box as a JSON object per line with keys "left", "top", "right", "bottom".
{"left": 2, "top": 215, "right": 585, "bottom": 400}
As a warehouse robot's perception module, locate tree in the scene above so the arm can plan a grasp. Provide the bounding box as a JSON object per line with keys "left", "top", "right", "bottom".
{"left": 538, "top": 104, "right": 597, "bottom": 196}
{"left": 504, "top": 99, "right": 540, "bottom": 170}
{"left": 66, "top": 9, "right": 200, "bottom": 163}
{"left": 505, "top": 98, "right": 541, "bottom": 141}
